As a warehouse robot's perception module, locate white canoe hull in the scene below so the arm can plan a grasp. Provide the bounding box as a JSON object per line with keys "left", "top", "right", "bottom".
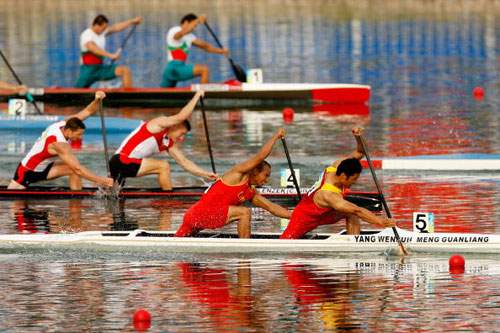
{"left": 0, "top": 228, "right": 498, "bottom": 254}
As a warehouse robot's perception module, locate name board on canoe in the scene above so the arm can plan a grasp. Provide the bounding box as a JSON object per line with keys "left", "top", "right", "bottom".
{"left": 353, "top": 235, "right": 490, "bottom": 243}
{"left": 258, "top": 187, "right": 307, "bottom": 195}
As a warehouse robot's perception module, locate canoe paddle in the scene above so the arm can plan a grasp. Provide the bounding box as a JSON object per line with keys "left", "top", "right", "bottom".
{"left": 110, "top": 24, "right": 137, "bottom": 67}
{"left": 359, "top": 135, "right": 408, "bottom": 255}
{"left": 199, "top": 96, "right": 216, "bottom": 174}
{"left": 0, "top": 49, "right": 42, "bottom": 114}
{"left": 98, "top": 98, "right": 111, "bottom": 178}
{"left": 281, "top": 137, "right": 302, "bottom": 200}
{"left": 204, "top": 22, "right": 247, "bottom": 82}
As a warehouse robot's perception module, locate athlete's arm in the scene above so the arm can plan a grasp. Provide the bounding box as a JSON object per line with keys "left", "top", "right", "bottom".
{"left": 252, "top": 193, "right": 291, "bottom": 219}
{"left": 148, "top": 91, "right": 205, "bottom": 132}
{"left": 192, "top": 39, "right": 229, "bottom": 56}
{"left": 317, "top": 191, "right": 395, "bottom": 228}
{"left": 0, "top": 80, "right": 28, "bottom": 93}
{"left": 106, "top": 16, "right": 141, "bottom": 35}
{"left": 231, "top": 128, "right": 285, "bottom": 175}
{"left": 167, "top": 145, "right": 219, "bottom": 180}
{"left": 49, "top": 142, "right": 114, "bottom": 187}
{"left": 332, "top": 126, "right": 365, "bottom": 167}
{"left": 85, "top": 41, "right": 121, "bottom": 60}
{"left": 65, "top": 91, "right": 106, "bottom": 122}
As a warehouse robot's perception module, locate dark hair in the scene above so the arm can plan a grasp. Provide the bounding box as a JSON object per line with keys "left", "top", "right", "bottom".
{"left": 93, "top": 14, "right": 109, "bottom": 26}
{"left": 182, "top": 119, "right": 191, "bottom": 132}
{"left": 255, "top": 160, "right": 271, "bottom": 172}
{"left": 181, "top": 13, "right": 198, "bottom": 24}
{"left": 336, "top": 158, "right": 362, "bottom": 178}
{"left": 65, "top": 117, "right": 86, "bottom": 131}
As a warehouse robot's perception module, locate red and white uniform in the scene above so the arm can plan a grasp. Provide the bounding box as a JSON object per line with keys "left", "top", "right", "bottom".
{"left": 280, "top": 167, "right": 345, "bottom": 239}
{"left": 80, "top": 28, "right": 107, "bottom": 65}
{"left": 175, "top": 178, "right": 256, "bottom": 236}
{"left": 21, "top": 121, "right": 69, "bottom": 171}
{"left": 115, "top": 121, "right": 175, "bottom": 164}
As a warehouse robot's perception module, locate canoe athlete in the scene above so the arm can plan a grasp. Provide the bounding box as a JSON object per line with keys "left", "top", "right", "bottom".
{"left": 8, "top": 91, "right": 114, "bottom": 190}
{"left": 160, "top": 13, "right": 229, "bottom": 87}
{"left": 75, "top": 14, "right": 141, "bottom": 88}
{"left": 280, "top": 126, "right": 396, "bottom": 239}
{"left": 109, "top": 91, "right": 218, "bottom": 190}
{"left": 175, "top": 128, "right": 292, "bottom": 238}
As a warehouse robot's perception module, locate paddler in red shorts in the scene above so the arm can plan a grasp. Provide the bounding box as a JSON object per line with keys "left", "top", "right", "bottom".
{"left": 175, "top": 128, "right": 291, "bottom": 238}
{"left": 280, "top": 126, "right": 396, "bottom": 239}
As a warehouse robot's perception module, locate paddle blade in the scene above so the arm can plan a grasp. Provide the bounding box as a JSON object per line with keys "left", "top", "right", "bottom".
{"left": 229, "top": 59, "right": 247, "bottom": 82}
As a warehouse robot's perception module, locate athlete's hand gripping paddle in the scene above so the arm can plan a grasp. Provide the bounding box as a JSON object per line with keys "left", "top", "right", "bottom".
{"left": 0, "top": 49, "right": 42, "bottom": 114}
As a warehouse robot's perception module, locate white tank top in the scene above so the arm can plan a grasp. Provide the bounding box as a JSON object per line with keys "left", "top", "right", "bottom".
{"left": 21, "top": 121, "right": 69, "bottom": 171}
{"left": 115, "top": 121, "right": 173, "bottom": 162}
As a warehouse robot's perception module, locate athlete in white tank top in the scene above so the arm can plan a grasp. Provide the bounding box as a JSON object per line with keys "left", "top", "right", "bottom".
{"left": 8, "top": 91, "right": 114, "bottom": 190}
{"left": 109, "top": 91, "right": 219, "bottom": 190}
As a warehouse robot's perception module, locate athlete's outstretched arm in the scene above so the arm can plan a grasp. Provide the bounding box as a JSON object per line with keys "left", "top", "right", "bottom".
{"left": 49, "top": 142, "right": 113, "bottom": 187}
{"left": 107, "top": 16, "right": 141, "bottom": 35}
{"left": 168, "top": 145, "right": 219, "bottom": 180}
{"left": 149, "top": 91, "right": 205, "bottom": 131}
{"left": 65, "top": 91, "right": 106, "bottom": 122}
{"left": 319, "top": 191, "right": 395, "bottom": 228}
{"left": 232, "top": 128, "right": 285, "bottom": 175}
{"left": 252, "top": 193, "right": 291, "bottom": 219}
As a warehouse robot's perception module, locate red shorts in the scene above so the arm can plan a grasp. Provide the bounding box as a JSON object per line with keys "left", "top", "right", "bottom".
{"left": 175, "top": 201, "right": 230, "bottom": 237}
{"left": 280, "top": 209, "right": 338, "bottom": 239}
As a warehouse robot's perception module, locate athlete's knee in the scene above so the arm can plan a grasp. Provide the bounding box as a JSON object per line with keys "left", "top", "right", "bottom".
{"left": 116, "top": 65, "right": 130, "bottom": 76}
{"left": 240, "top": 207, "right": 251, "bottom": 219}
{"left": 159, "top": 160, "right": 170, "bottom": 173}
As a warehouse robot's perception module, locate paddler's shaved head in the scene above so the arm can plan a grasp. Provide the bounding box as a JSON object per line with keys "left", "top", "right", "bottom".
{"left": 255, "top": 160, "right": 271, "bottom": 172}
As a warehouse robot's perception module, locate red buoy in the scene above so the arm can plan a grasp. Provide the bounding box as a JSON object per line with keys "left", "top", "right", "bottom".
{"left": 473, "top": 87, "right": 484, "bottom": 100}
{"left": 449, "top": 254, "right": 465, "bottom": 267}
{"left": 282, "top": 107, "right": 294, "bottom": 122}
{"left": 133, "top": 309, "right": 151, "bottom": 330}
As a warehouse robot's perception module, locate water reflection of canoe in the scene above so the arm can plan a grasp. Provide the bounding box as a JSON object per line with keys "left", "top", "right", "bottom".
{"left": 0, "top": 227, "right": 497, "bottom": 254}
{"left": 0, "top": 115, "right": 142, "bottom": 133}
{"left": 0, "top": 83, "right": 370, "bottom": 106}
{"left": 0, "top": 186, "right": 382, "bottom": 210}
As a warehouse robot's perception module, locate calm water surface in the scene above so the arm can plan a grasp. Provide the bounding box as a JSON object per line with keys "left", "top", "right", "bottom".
{"left": 1, "top": 0, "right": 500, "bottom": 331}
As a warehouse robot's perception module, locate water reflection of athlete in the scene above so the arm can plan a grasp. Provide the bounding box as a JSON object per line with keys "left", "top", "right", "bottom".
{"left": 282, "top": 263, "right": 360, "bottom": 330}
{"left": 10, "top": 201, "right": 50, "bottom": 234}
{"left": 177, "top": 262, "right": 257, "bottom": 330}
{"left": 280, "top": 126, "right": 396, "bottom": 239}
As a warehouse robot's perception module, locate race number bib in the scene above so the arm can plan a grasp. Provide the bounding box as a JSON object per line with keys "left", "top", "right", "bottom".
{"left": 413, "top": 212, "right": 434, "bottom": 233}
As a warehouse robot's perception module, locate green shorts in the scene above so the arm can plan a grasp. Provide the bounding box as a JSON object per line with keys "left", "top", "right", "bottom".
{"left": 161, "top": 60, "right": 195, "bottom": 87}
{"left": 75, "top": 64, "right": 117, "bottom": 88}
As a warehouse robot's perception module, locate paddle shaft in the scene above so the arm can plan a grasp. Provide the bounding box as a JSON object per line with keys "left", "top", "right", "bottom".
{"left": 0, "top": 49, "right": 42, "bottom": 114}
{"left": 200, "top": 96, "right": 216, "bottom": 174}
{"left": 110, "top": 24, "right": 137, "bottom": 67}
{"left": 359, "top": 135, "right": 407, "bottom": 254}
{"left": 99, "top": 99, "right": 111, "bottom": 177}
{"left": 203, "top": 22, "right": 247, "bottom": 82}
{"left": 281, "top": 137, "right": 302, "bottom": 200}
